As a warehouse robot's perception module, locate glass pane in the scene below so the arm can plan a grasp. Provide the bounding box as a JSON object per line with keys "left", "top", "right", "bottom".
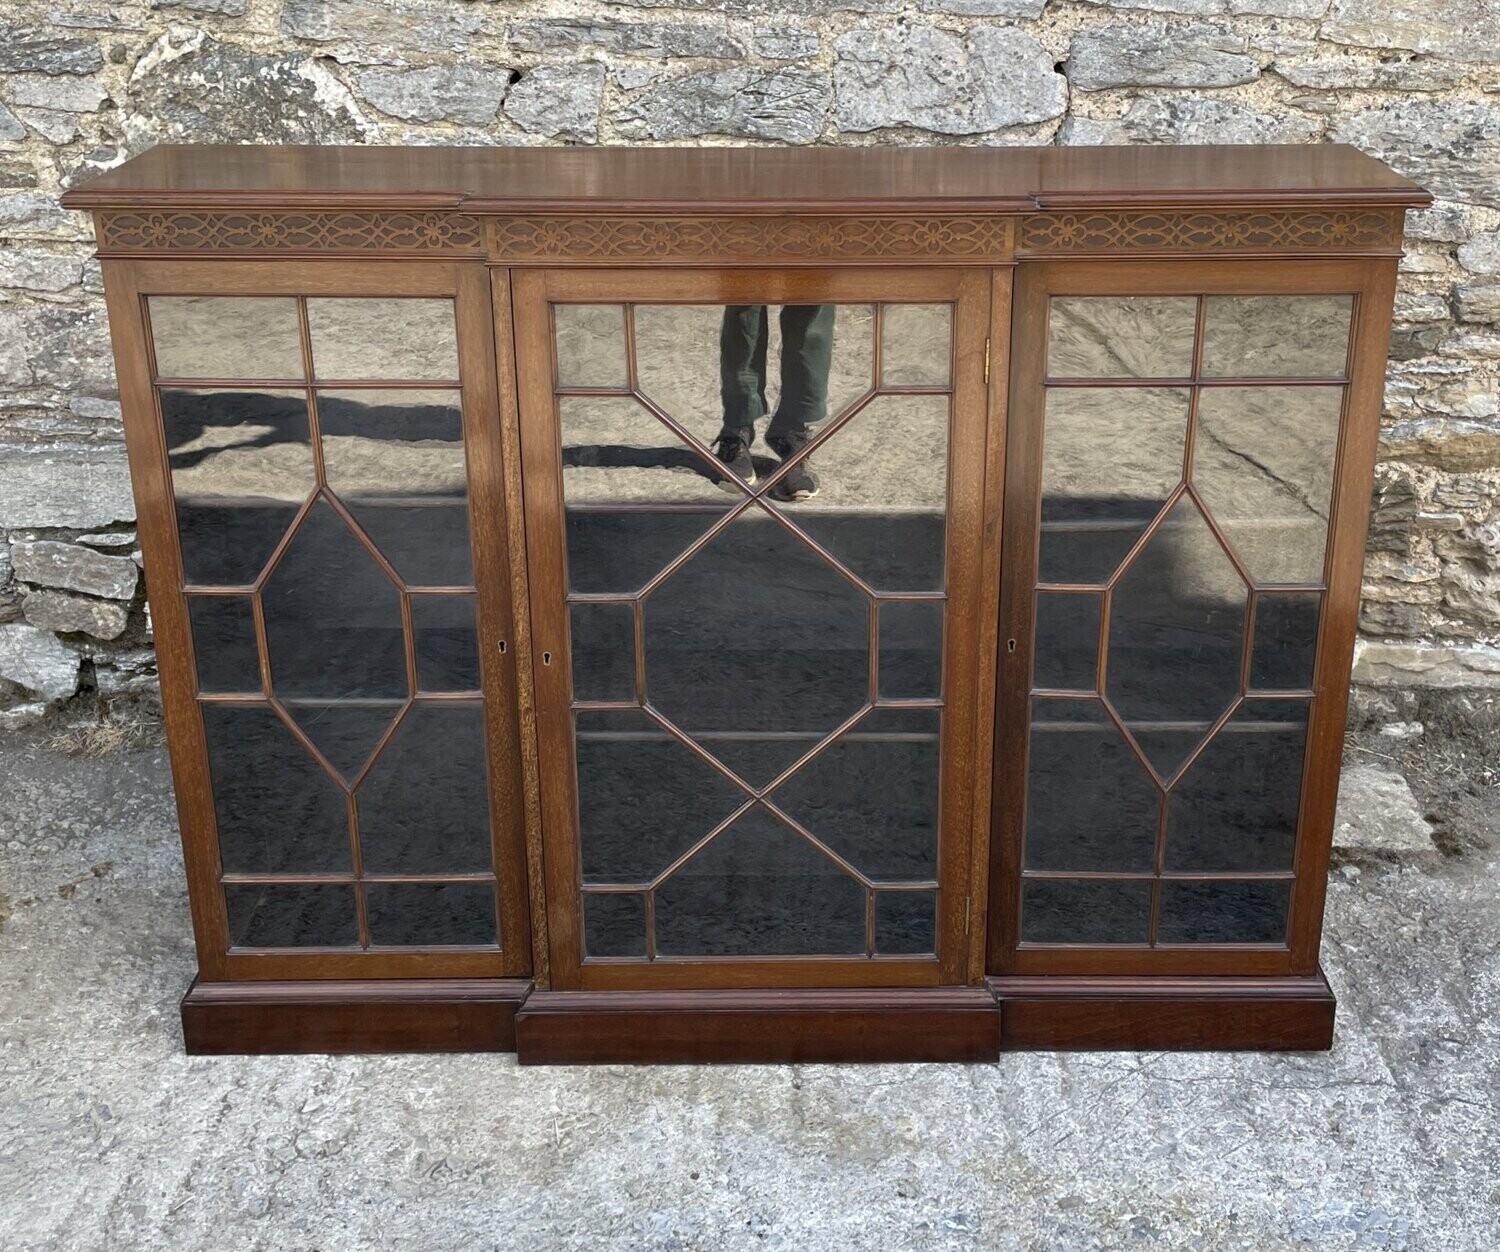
{"left": 561, "top": 393, "right": 734, "bottom": 504}
{"left": 319, "top": 388, "right": 473, "bottom": 587}
{"left": 875, "top": 890, "right": 936, "bottom": 954}
{"left": 770, "top": 707, "right": 940, "bottom": 883}
{"left": 149, "top": 296, "right": 302, "bottom": 380}
{"left": 584, "top": 892, "right": 647, "bottom": 957}
{"left": 160, "top": 388, "right": 313, "bottom": 586}
{"left": 202, "top": 703, "right": 350, "bottom": 874}
{"left": 365, "top": 882, "right": 496, "bottom": 946}
{"left": 285, "top": 701, "right": 400, "bottom": 782}
{"left": 1193, "top": 386, "right": 1342, "bottom": 586}
{"left": 262, "top": 501, "right": 407, "bottom": 700}
{"left": 412, "top": 594, "right": 480, "bottom": 692}
{"left": 644, "top": 509, "right": 869, "bottom": 788}
{"left": 1250, "top": 592, "right": 1321, "bottom": 690}
{"left": 1165, "top": 699, "right": 1309, "bottom": 873}
{"left": 225, "top": 884, "right": 356, "bottom": 948}
{"left": 654, "top": 806, "right": 865, "bottom": 956}
{"left": 357, "top": 703, "right": 492, "bottom": 875}
{"left": 1039, "top": 388, "right": 1188, "bottom": 586}
{"left": 880, "top": 303, "right": 951, "bottom": 387}
{"left": 1033, "top": 591, "right": 1100, "bottom": 691}
{"left": 1201, "top": 296, "right": 1353, "bottom": 378}
{"left": 555, "top": 304, "right": 627, "bottom": 388}
{"left": 1106, "top": 498, "right": 1248, "bottom": 777}
{"left": 1025, "top": 699, "right": 1158, "bottom": 873}
{"left": 773, "top": 393, "right": 949, "bottom": 593}
{"left": 570, "top": 601, "right": 635, "bottom": 703}
{"left": 879, "top": 599, "right": 943, "bottom": 700}
{"left": 1022, "top": 878, "right": 1151, "bottom": 945}
{"left": 306, "top": 298, "right": 458, "bottom": 380}
{"left": 576, "top": 708, "right": 747, "bottom": 884}
{"left": 1047, "top": 297, "right": 1196, "bottom": 379}
{"left": 1158, "top": 880, "right": 1290, "bottom": 944}
{"left": 188, "top": 594, "right": 260, "bottom": 693}
{"left": 633, "top": 304, "right": 873, "bottom": 453}
{"left": 566, "top": 508, "right": 729, "bottom": 595}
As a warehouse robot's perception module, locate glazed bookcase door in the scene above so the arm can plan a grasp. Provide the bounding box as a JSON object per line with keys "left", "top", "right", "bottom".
{"left": 515, "top": 269, "right": 994, "bottom": 990}
{"left": 102, "top": 259, "right": 530, "bottom": 980}
{"left": 991, "top": 258, "right": 1396, "bottom": 977}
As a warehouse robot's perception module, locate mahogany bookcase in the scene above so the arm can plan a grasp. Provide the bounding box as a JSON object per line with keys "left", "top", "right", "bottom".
{"left": 62, "top": 144, "right": 1428, "bottom": 1062}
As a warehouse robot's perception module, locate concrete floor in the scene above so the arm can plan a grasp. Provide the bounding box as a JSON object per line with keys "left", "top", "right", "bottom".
{"left": 1, "top": 721, "right": 1497, "bottom": 1251}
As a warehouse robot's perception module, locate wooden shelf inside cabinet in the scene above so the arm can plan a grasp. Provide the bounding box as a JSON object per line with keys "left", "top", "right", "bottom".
{"left": 63, "top": 143, "right": 1427, "bottom": 1060}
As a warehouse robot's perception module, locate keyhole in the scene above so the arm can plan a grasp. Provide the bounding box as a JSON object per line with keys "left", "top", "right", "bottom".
{"left": 497, "top": 639, "right": 507, "bottom": 654}
{"left": 542, "top": 651, "right": 552, "bottom": 666}
{"left": 1006, "top": 638, "right": 1017, "bottom": 654}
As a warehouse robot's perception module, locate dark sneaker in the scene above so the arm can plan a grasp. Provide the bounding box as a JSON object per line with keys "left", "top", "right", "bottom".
{"left": 711, "top": 429, "right": 756, "bottom": 490}
{"left": 767, "top": 429, "right": 819, "bottom": 502}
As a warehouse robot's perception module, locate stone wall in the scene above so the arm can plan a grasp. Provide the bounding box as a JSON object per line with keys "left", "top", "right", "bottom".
{"left": 2, "top": 0, "right": 1498, "bottom": 723}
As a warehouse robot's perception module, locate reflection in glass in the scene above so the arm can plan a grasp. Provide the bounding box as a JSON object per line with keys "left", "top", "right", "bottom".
{"left": 881, "top": 304, "right": 952, "bottom": 388}
{"left": 1201, "top": 296, "right": 1352, "bottom": 378}
{"left": 879, "top": 599, "right": 943, "bottom": 700}
{"left": 875, "top": 890, "right": 936, "bottom": 954}
{"left": 204, "top": 703, "right": 351, "bottom": 874}
{"left": 1166, "top": 700, "right": 1308, "bottom": 873}
{"left": 1039, "top": 388, "right": 1188, "bottom": 586}
{"left": 1033, "top": 591, "right": 1100, "bottom": 691}
{"left": 412, "top": 594, "right": 480, "bottom": 692}
{"left": 226, "top": 884, "right": 357, "bottom": 948}
{"left": 775, "top": 393, "right": 949, "bottom": 593}
{"left": 262, "top": 501, "right": 407, "bottom": 700}
{"left": 654, "top": 807, "right": 864, "bottom": 956}
{"left": 1250, "top": 592, "right": 1321, "bottom": 690}
{"left": 1158, "top": 880, "right": 1290, "bottom": 944}
{"left": 576, "top": 708, "right": 746, "bottom": 884}
{"left": 160, "top": 388, "right": 313, "bottom": 586}
{"left": 149, "top": 296, "right": 303, "bottom": 380}
{"left": 644, "top": 510, "right": 868, "bottom": 787}
{"left": 285, "top": 701, "right": 400, "bottom": 782}
{"left": 561, "top": 394, "right": 730, "bottom": 505}
{"left": 555, "top": 304, "right": 627, "bottom": 388}
{"left": 307, "top": 298, "right": 458, "bottom": 380}
{"left": 188, "top": 594, "right": 261, "bottom": 693}
{"left": 1025, "top": 699, "right": 1158, "bottom": 873}
{"left": 570, "top": 601, "right": 635, "bottom": 703}
{"left": 365, "top": 882, "right": 495, "bottom": 946}
{"left": 633, "top": 304, "right": 873, "bottom": 453}
{"left": 1022, "top": 878, "right": 1151, "bottom": 945}
{"left": 319, "top": 389, "right": 473, "bottom": 587}
{"left": 1194, "top": 386, "right": 1342, "bottom": 586}
{"left": 1048, "top": 297, "right": 1196, "bottom": 379}
{"left": 357, "top": 703, "right": 492, "bottom": 875}
{"left": 584, "top": 892, "right": 647, "bottom": 957}
{"left": 1106, "top": 498, "right": 1248, "bottom": 775}
{"left": 771, "top": 707, "right": 940, "bottom": 883}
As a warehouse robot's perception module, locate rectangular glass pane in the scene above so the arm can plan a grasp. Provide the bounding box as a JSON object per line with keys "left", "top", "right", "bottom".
{"left": 225, "top": 884, "right": 357, "bottom": 948}
{"left": 412, "top": 593, "right": 480, "bottom": 692}
{"left": 149, "top": 296, "right": 303, "bottom": 380}
{"left": 560, "top": 300, "right": 952, "bottom": 960}
{"left": 188, "top": 594, "right": 261, "bottom": 693}
{"left": 307, "top": 297, "right": 458, "bottom": 380}
{"left": 1157, "top": 880, "right": 1290, "bottom": 945}
{"left": 1047, "top": 296, "right": 1196, "bottom": 379}
{"left": 365, "top": 882, "right": 496, "bottom": 946}
{"left": 1201, "top": 295, "right": 1352, "bottom": 378}
{"left": 875, "top": 889, "right": 936, "bottom": 955}
{"left": 1022, "top": 879, "right": 1151, "bottom": 945}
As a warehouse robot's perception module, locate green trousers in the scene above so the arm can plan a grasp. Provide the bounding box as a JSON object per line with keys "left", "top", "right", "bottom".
{"left": 718, "top": 305, "right": 836, "bottom": 440}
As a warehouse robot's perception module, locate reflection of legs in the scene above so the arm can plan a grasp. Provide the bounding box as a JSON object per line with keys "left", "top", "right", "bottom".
{"left": 714, "top": 305, "right": 768, "bottom": 486}
{"left": 767, "top": 304, "right": 833, "bottom": 501}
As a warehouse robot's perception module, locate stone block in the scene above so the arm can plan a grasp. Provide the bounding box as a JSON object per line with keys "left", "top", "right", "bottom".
{"left": 0, "top": 28, "right": 103, "bottom": 75}
{"left": 1458, "top": 232, "right": 1500, "bottom": 276}
{"left": 12, "top": 541, "right": 139, "bottom": 602}
{"left": 21, "top": 588, "right": 130, "bottom": 640}
{"left": 1353, "top": 639, "right": 1500, "bottom": 688}
{"left": 509, "top": 20, "right": 747, "bottom": 60}
{"left": 0, "top": 623, "right": 79, "bottom": 702}
{"left": 1456, "top": 283, "right": 1500, "bottom": 325}
{"left": 1068, "top": 22, "right": 1259, "bottom": 90}
{"left": 1332, "top": 103, "right": 1500, "bottom": 210}
{"left": 10, "top": 74, "right": 108, "bottom": 113}
{"left": 1334, "top": 763, "right": 1436, "bottom": 853}
{"left": 504, "top": 63, "right": 605, "bottom": 142}
{"left": 280, "top": 0, "right": 502, "bottom": 56}
{"left": 1063, "top": 96, "right": 1316, "bottom": 145}
{"left": 0, "top": 251, "right": 85, "bottom": 293}
{"left": 753, "top": 30, "right": 820, "bottom": 60}
{"left": 1324, "top": 0, "right": 1500, "bottom": 65}
{"left": 0, "top": 103, "right": 24, "bottom": 143}
{"left": 152, "top": 0, "right": 249, "bottom": 13}
{"left": 921, "top": 0, "right": 1049, "bottom": 15}
{"left": 618, "top": 67, "right": 831, "bottom": 143}
{"left": 834, "top": 26, "right": 1065, "bottom": 135}
{"left": 0, "top": 448, "right": 134, "bottom": 531}
{"left": 357, "top": 66, "right": 510, "bottom": 125}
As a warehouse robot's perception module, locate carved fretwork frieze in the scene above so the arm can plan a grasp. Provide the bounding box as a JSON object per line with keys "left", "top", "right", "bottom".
{"left": 486, "top": 215, "right": 1016, "bottom": 264}
{"left": 96, "top": 210, "right": 485, "bottom": 255}
{"left": 1017, "top": 209, "right": 1405, "bottom": 255}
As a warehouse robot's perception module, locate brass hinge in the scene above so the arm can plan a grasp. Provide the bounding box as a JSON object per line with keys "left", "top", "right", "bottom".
{"left": 964, "top": 897, "right": 972, "bottom": 934}
{"left": 983, "top": 337, "right": 991, "bottom": 384}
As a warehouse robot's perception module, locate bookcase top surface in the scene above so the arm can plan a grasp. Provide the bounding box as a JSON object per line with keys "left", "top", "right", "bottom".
{"left": 62, "top": 143, "right": 1429, "bottom": 214}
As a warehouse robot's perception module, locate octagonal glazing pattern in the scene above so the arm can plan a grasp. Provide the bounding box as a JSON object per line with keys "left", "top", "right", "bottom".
{"left": 1020, "top": 291, "right": 1352, "bottom": 950}
{"left": 150, "top": 292, "right": 500, "bottom": 952}
{"left": 555, "top": 302, "right": 955, "bottom": 960}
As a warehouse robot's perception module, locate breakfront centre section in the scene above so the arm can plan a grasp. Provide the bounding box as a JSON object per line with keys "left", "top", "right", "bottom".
{"left": 63, "top": 144, "right": 1428, "bottom": 1062}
